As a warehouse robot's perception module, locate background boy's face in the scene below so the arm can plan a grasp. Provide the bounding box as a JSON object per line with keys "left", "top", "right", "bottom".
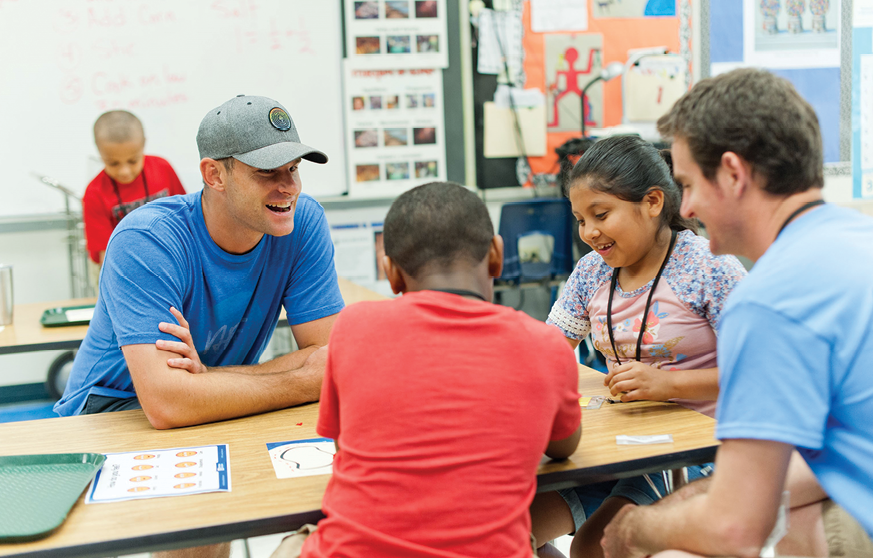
{"left": 98, "top": 139, "right": 145, "bottom": 184}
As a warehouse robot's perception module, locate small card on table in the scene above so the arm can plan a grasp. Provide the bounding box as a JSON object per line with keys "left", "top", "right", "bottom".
{"left": 266, "top": 437, "right": 335, "bottom": 479}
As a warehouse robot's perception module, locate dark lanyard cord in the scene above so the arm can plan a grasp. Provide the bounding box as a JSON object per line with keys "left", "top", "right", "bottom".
{"left": 110, "top": 169, "right": 149, "bottom": 219}
{"left": 776, "top": 199, "right": 825, "bottom": 237}
{"left": 429, "top": 288, "right": 488, "bottom": 302}
{"left": 606, "top": 229, "right": 677, "bottom": 366}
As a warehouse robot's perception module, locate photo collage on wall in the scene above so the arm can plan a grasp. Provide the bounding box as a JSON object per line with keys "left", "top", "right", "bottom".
{"left": 346, "top": 0, "right": 448, "bottom": 69}
{"left": 344, "top": 64, "right": 446, "bottom": 198}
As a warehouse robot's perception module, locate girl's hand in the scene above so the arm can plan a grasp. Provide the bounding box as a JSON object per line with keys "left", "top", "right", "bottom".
{"left": 603, "top": 361, "right": 674, "bottom": 402}
{"left": 156, "top": 306, "right": 208, "bottom": 375}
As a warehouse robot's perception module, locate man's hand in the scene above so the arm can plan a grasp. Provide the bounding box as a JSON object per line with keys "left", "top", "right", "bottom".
{"left": 156, "top": 307, "right": 208, "bottom": 374}
{"left": 604, "top": 361, "right": 674, "bottom": 401}
{"left": 602, "top": 505, "right": 649, "bottom": 558}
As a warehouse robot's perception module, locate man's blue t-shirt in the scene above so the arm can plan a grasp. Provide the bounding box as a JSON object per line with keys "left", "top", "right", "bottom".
{"left": 715, "top": 204, "right": 873, "bottom": 535}
{"left": 55, "top": 190, "right": 344, "bottom": 416}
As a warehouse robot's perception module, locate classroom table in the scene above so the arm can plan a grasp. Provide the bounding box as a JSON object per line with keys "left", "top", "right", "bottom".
{"left": 0, "top": 365, "right": 718, "bottom": 558}
{"left": 0, "top": 278, "right": 385, "bottom": 356}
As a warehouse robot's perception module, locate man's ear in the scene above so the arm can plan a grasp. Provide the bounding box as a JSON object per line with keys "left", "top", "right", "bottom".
{"left": 488, "top": 235, "right": 504, "bottom": 279}
{"left": 717, "top": 152, "right": 753, "bottom": 199}
{"left": 200, "top": 158, "right": 228, "bottom": 193}
{"left": 382, "top": 255, "right": 407, "bottom": 295}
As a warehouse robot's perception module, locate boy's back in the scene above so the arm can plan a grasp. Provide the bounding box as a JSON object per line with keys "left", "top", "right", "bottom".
{"left": 306, "top": 290, "right": 580, "bottom": 558}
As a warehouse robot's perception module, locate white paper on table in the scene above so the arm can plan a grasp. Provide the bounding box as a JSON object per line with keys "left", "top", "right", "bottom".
{"left": 86, "top": 445, "right": 230, "bottom": 504}
{"left": 477, "top": 7, "right": 524, "bottom": 81}
{"left": 616, "top": 435, "right": 674, "bottom": 445}
{"left": 531, "top": 0, "right": 588, "bottom": 32}
{"left": 65, "top": 307, "right": 94, "bottom": 322}
{"left": 267, "top": 438, "right": 336, "bottom": 479}
{"left": 493, "top": 85, "right": 545, "bottom": 108}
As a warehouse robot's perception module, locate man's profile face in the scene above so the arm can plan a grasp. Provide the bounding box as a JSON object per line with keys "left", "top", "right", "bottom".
{"left": 222, "top": 158, "right": 303, "bottom": 240}
{"left": 672, "top": 138, "right": 735, "bottom": 256}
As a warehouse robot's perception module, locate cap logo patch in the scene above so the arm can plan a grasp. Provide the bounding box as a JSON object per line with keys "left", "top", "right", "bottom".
{"left": 269, "top": 107, "right": 292, "bottom": 131}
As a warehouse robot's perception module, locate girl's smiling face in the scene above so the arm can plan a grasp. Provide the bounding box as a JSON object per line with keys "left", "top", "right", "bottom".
{"left": 569, "top": 180, "right": 665, "bottom": 271}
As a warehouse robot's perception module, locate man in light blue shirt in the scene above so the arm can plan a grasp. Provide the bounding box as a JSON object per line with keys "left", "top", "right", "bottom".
{"left": 600, "top": 69, "right": 873, "bottom": 557}
{"left": 56, "top": 95, "right": 344, "bottom": 429}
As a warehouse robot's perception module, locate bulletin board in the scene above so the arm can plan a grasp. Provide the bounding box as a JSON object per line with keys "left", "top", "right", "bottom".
{"left": 706, "top": 0, "right": 849, "bottom": 166}
{"left": 473, "top": 0, "right": 686, "bottom": 188}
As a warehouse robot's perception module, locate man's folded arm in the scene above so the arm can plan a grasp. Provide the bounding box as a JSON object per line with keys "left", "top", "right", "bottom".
{"left": 122, "top": 343, "right": 325, "bottom": 430}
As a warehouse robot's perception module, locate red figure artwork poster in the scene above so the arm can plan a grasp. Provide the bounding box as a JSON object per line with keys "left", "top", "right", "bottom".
{"left": 545, "top": 34, "right": 604, "bottom": 133}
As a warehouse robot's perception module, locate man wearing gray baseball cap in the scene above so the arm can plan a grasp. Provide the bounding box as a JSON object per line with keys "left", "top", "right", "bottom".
{"left": 55, "top": 95, "right": 344, "bottom": 432}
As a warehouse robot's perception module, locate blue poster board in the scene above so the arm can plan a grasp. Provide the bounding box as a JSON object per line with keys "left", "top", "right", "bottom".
{"left": 708, "top": 0, "right": 841, "bottom": 164}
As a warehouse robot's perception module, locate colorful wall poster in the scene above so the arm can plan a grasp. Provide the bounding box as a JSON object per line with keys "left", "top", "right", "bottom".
{"left": 593, "top": 0, "right": 677, "bottom": 18}
{"left": 344, "top": 64, "right": 446, "bottom": 198}
{"left": 267, "top": 438, "right": 335, "bottom": 479}
{"left": 86, "top": 445, "right": 230, "bottom": 503}
{"left": 346, "top": 0, "right": 447, "bottom": 69}
{"left": 743, "top": 0, "right": 841, "bottom": 68}
{"left": 545, "top": 34, "right": 603, "bottom": 132}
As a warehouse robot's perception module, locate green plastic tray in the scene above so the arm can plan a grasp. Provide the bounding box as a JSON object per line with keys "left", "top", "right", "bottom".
{"left": 0, "top": 453, "right": 106, "bottom": 542}
{"left": 40, "top": 305, "right": 95, "bottom": 328}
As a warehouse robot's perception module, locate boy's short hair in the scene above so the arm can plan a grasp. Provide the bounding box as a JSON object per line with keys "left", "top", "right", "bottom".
{"left": 384, "top": 182, "right": 494, "bottom": 278}
{"left": 93, "top": 110, "right": 144, "bottom": 145}
{"left": 657, "top": 68, "right": 823, "bottom": 195}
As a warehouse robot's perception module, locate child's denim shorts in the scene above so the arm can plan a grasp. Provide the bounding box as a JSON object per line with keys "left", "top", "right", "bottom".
{"left": 557, "top": 463, "right": 714, "bottom": 532}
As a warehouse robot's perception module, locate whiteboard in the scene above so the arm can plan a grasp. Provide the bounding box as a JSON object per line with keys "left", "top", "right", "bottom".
{"left": 0, "top": 0, "right": 347, "bottom": 217}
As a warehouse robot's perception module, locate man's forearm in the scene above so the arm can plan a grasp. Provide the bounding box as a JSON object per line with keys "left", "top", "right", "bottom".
{"left": 208, "top": 345, "right": 320, "bottom": 376}
{"left": 608, "top": 493, "right": 763, "bottom": 558}
{"left": 142, "top": 363, "right": 323, "bottom": 429}
{"left": 125, "top": 344, "right": 326, "bottom": 429}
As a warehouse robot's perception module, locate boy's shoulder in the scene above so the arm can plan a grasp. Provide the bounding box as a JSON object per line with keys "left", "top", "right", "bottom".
{"left": 335, "top": 293, "right": 566, "bottom": 348}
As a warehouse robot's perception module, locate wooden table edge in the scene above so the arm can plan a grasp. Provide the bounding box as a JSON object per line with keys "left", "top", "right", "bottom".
{"left": 4, "top": 510, "right": 325, "bottom": 558}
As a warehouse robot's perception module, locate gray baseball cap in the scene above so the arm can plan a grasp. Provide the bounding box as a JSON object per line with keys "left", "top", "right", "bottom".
{"left": 196, "top": 95, "right": 328, "bottom": 169}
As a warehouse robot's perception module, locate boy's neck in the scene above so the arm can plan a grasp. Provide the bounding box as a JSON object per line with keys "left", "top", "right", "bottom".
{"left": 405, "top": 267, "right": 493, "bottom": 302}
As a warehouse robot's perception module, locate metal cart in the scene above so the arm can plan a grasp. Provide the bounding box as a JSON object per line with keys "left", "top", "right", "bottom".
{"left": 31, "top": 174, "right": 95, "bottom": 398}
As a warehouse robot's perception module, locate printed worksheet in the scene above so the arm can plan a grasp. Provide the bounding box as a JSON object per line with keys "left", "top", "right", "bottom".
{"left": 267, "top": 438, "right": 336, "bottom": 479}
{"left": 85, "top": 445, "right": 230, "bottom": 503}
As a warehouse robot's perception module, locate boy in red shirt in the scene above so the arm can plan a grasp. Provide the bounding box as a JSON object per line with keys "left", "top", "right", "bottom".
{"left": 276, "top": 181, "right": 582, "bottom": 558}
{"left": 83, "top": 110, "right": 185, "bottom": 264}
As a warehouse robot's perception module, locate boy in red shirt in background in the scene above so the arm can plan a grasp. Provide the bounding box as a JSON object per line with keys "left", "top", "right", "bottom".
{"left": 83, "top": 110, "right": 185, "bottom": 265}
{"left": 275, "top": 181, "right": 582, "bottom": 558}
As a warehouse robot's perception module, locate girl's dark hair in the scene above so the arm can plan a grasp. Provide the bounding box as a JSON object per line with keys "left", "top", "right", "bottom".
{"left": 567, "top": 135, "right": 698, "bottom": 234}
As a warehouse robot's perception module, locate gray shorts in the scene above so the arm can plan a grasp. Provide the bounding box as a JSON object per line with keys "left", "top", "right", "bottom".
{"left": 81, "top": 393, "right": 142, "bottom": 414}
{"left": 558, "top": 464, "right": 713, "bottom": 532}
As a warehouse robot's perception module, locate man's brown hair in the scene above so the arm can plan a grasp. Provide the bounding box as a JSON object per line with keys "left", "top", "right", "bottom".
{"left": 657, "top": 68, "right": 823, "bottom": 195}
